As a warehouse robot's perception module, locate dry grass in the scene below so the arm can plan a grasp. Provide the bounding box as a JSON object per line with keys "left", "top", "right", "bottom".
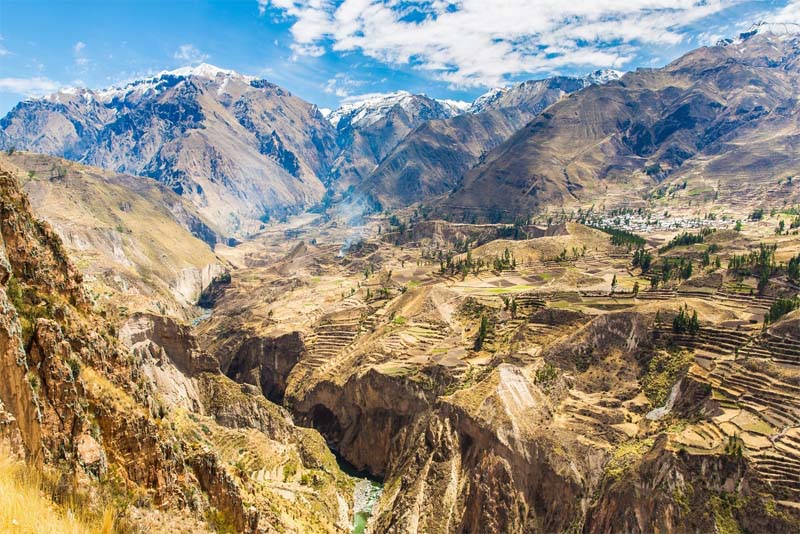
{"left": 0, "top": 448, "right": 114, "bottom": 534}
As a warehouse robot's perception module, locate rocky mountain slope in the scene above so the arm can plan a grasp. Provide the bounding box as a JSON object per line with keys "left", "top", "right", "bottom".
{"left": 0, "top": 151, "right": 226, "bottom": 319}
{"left": 439, "top": 31, "right": 800, "bottom": 221}
{"left": 194, "top": 212, "right": 800, "bottom": 533}
{"left": 0, "top": 161, "right": 358, "bottom": 532}
{"left": 0, "top": 64, "right": 338, "bottom": 236}
{"left": 359, "top": 74, "right": 620, "bottom": 209}
{"left": 0, "top": 63, "right": 627, "bottom": 225}
{"left": 327, "top": 91, "right": 469, "bottom": 194}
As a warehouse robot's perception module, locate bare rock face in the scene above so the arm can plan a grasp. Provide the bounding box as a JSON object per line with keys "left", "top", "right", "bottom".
{"left": 585, "top": 436, "right": 799, "bottom": 534}
{"left": 75, "top": 432, "right": 106, "bottom": 475}
{"left": 220, "top": 332, "right": 306, "bottom": 403}
{"left": 120, "top": 312, "right": 219, "bottom": 377}
{"left": 369, "top": 365, "right": 604, "bottom": 533}
{"left": 290, "top": 367, "right": 436, "bottom": 475}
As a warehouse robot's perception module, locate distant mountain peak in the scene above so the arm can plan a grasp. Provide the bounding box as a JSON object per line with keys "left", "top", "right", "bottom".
{"left": 468, "top": 69, "right": 622, "bottom": 114}
{"left": 718, "top": 21, "right": 800, "bottom": 46}
{"left": 582, "top": 69, "right": 623, "bottom": 86}
{"left": 468, "top": 87, "right": 509, "bottom": 114}
{"left": 37, "top": 64, "right": 256, "bottom": 106}
{"left": 328, "top": 91, "right": 467, "bottom": 129}
{"left": 162, "top": 63, "right": 243, "bottom": 79}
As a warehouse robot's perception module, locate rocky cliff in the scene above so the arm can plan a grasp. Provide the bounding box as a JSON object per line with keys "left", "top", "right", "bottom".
{"left": 0, "top": 166, "right": 355, "bottom": 532}
{"left": 0, "top": 152, "right": 226, "bottom": 319}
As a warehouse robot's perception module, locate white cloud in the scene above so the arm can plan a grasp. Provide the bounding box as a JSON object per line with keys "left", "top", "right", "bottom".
{"left": 770, "top": 0, "right": 800, "bottom": 21}
{"left": 73, "top": 41, "right": 89, "bottom": 66}
{"left": 339, "top": 90, "right": 404, "bottom": 105}
{"left": 324, "top": 73, "right": 366, "bottom": 97}
{"left": 0, "top": 76, "right": 60, "bottom": 97}
{"left": 174, "top": 44, "right": 209, "bottom": 64}
{"left": 260, "top": 0, "right": 742, "bottom": 87}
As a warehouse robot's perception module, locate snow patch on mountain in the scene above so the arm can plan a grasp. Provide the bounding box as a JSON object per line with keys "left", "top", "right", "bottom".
{"left": 41, "top": 63, "right": 255, "bottom": 105}
{"left": 468, "top": 87, "right": 508, "bottom": 114}
{"left": 165, "top": 63, "right": 242, "bottom": 79}
{"left": 582, "top": 69, "right": 623, "bottom": 86}
{"left": 437, "top": 98, "right": 471, "bottom": 114}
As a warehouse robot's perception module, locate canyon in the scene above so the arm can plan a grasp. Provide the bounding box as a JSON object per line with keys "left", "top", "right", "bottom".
{"left": 0, "top": 24, "right": 799, "bottom": 534}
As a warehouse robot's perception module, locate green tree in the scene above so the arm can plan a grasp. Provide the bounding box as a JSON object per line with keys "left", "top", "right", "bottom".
{"left": 474, "top": 315, "right": 489, "bottom": 351}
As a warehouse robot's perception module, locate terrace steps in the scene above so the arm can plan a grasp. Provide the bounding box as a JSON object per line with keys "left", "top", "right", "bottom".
{"left": 708, "top": 361, "right": 800, "bottom": 428}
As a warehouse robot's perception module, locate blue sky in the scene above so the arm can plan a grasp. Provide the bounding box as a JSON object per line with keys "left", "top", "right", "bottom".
{"left": 0, "top": 0, "right": 798, "bottom": 115}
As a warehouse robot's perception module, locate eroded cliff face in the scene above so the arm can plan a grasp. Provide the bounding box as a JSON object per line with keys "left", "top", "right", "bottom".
{"left": 222, "top": 332, "right": 306, "bottom": 403}
{"left": 0, "top": 167, "right": 355, "bottom": 532}
{"left": 370, "top": 365, "right": 607, "bottom": 534}
{"left": 290, "top": 367, "right": 436, "bottom": 475}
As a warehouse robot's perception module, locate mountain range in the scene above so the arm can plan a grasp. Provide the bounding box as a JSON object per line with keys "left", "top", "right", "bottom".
{"left": 2, "top": 27, "right": 800, "bottom": 230}
{"left": 0, "top": 64, "right": 621, "bottom": 235}
{"left": 4, "top": 19, "right": 800, "bottom": 534}
{"left": 439, "top": 29, "right": 800, "bottom": 220}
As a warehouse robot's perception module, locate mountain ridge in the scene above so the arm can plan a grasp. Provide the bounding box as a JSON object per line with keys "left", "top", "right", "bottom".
{"left": 437, "top": 31, "right": 800, "bottom": 221}
{"left": 0, "top": 65, "right": 338, "bottom": 236}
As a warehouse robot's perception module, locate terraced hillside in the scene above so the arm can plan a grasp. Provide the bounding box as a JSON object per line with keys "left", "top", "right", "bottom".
{"left": 192, "top": 209, "right": 800, "bottom": 533}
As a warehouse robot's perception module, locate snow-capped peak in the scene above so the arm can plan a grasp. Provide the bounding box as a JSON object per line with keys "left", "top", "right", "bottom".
{"left": 467, "top": 69, "right": 621, "bottom": 114}
{"left": 718, "top": 21, "right": 800, "bottom": 46}
{"left": 162, "top": 63, "right": 243, "bottom": 79}
{"left": 328, "top": 91, "right": 465, "bottom": 129}
{"left": 582, "top": 69, "right": 623, "bottom": 86}
{"left": 468, "top": 87, "right": 509, "bottom": 114}
{"left": 437, "top": 98, "right": 471, "bottom": 114}
{"left": 43, "top": 86, "right": 95, "bottom": 105}
{"left": 36, "top": 63, "right": 260, "bottom": 107}
{"left": 90, "top": 64, "right": 253, "bottom": 103}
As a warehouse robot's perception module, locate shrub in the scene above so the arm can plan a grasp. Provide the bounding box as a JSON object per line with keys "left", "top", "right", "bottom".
{"left": 535, "top": 363, "right": 559, "bottom": 385}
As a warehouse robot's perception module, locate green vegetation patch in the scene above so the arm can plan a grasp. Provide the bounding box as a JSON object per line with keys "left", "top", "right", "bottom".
{"left": 6, "top": 276, "right": 61, "bottom": 346}
{"left": 534, "top": 363, "right": 558, "bottom": 386}
{"left": 765, "top": 296, "right": 800, "bottom": 325}
{"left": 604, "top": 437, "right": 655, "bottom": 480}
{"left": 588, "top": 225, "right": 646, "bottom": 248}
{"left": 642, "top": 349, "right": 694, "bottom": 406}
{"left": 709, "top": 493, "right": 747, "bottom": 534}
